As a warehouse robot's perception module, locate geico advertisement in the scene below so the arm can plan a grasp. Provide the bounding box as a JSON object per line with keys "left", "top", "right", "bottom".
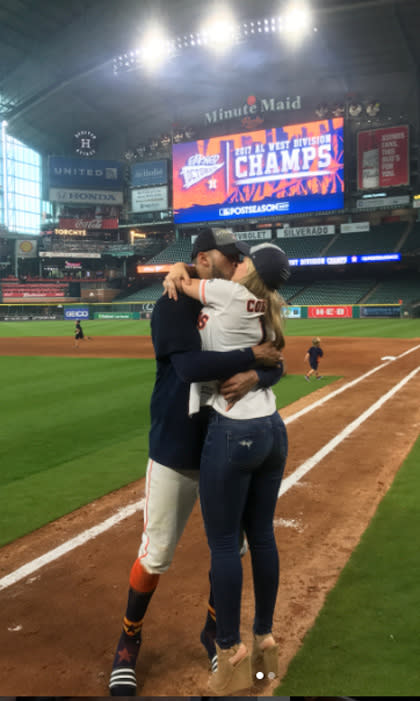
{"left": 64, "top": 308, "right": 89, "bottom": 320}
{"left": 173, "top": 118, "right": 344, "bottom": 223}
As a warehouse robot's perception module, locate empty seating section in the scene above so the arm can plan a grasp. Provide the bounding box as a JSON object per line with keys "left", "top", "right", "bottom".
{"left": 280, "top": 285, "right": 305, "bottom": 301}
{"left": 119, "top": 282, "right": 164, "bottom": 301}
{"left": 147, "top": 239, "right": 192, "bottom": 264}
{"left": 365, "top": 278, "right": 420, "bottom": 304}
{"left": 275, "top": 235, "right": 332, "bottom": 258}
{"left": 327, "top": 222, "right": 406, "bottom": 256}
{"left": 292, "top": 279, "right": 376, "bottom": 305}
{"left": 400, "top": 222, "right": 420, "bottom": 253}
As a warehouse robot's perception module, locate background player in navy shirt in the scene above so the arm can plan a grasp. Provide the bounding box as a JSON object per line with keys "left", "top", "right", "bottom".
{"left": 304, "top": 336, "right": 324, "bottom": 381}
{"left": 109, "top": 228, "right": 284, "bottom": 696}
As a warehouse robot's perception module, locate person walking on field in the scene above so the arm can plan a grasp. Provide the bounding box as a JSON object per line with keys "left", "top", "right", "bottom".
{"left": 108, "top": 228, "right": 285, "bottom": 696}
{"left": 304, "top": 336, "right": 324, "bottom": 381}
{"left": 166, "top": 241, "right": 290, "bottom": 695}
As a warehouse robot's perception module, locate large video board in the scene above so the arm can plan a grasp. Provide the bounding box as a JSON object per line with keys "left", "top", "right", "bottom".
{"left": 173, "top": 118, "right": 344, "bottom": 223}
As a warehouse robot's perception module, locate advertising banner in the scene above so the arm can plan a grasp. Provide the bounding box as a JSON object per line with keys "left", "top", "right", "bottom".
{"left": 136, "top": 263, "right": 172, "bottom": 273}
{"left": 277, "top": 225, "right": 335, "bottom": 238}
{"left": 64, "top": 307, "right": 89, "bottom": 320}
{"left": 360, "top": 305, "right": 400, "bottom": 318}
{"left": 136, "top": 302, "right": 156, "bottom": 312}
{"left": 49, "top": 188, "right": 123, "bottom": 205}
{"left": 16, "top": 239, "right": 38, "bottom": 257}
{"left": 93, "top": 311, "right": 140, "bottom": 319}
{"left": 340, "top": 222, "right": 370, "bottom": 233}
{"left": 131, "top": 186, "right": 168, "bottom": 213}
{"left": 58, "top": 217, "right": 119, "bottom": 230}
{"left": 357, "top": 126, "right": 409, "bottom": 190}
{"left": 49, "top": 157, "right": 123, "bottom": 190}
{"left": 308, "top": 305, "right": 352, "bottom": 318}
{"left": 355, "top": 195, "right": 410, "bottom": 210}
{"left": 131, "top": 160, "right": 168, "bottom": 187}
{"left": 233, "top": 229, "right": 272, "bottom": 241}
{"left": 283, "top": 306, "right": 302, "bottom": 318}
{"left": 2, "top": 288, "right": 66, "bottom": 298}
{"left": 39, "top": 251, "right": 101, "bottom": 259}
{"left": 173, "top": 118, "right": 344, "bottom": 223}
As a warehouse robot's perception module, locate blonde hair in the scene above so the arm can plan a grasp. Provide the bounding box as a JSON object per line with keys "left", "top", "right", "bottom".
{"left": 312, "top": 337, "right": 321, "bottom": 345}
{"left": 238, "top": 258, "right": 286, "bottom": 349}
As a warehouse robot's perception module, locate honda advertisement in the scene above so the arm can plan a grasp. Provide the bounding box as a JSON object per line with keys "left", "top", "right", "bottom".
{"left": 173, "top": 118, "right": 344, "bottom": 223}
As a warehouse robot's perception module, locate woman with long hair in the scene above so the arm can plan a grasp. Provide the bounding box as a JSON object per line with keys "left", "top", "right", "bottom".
{"left": 168, "top": 241, "right": 290, "bottom": 695}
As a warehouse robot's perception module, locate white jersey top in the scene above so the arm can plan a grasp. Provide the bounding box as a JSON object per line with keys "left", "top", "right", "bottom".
{"left": 188, "top": 278, "right": 277, "bottom": 420}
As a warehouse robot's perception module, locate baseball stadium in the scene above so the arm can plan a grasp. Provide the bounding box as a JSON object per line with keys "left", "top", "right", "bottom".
{"left": 1, "top": 0, "right": 420, "bottom": 698}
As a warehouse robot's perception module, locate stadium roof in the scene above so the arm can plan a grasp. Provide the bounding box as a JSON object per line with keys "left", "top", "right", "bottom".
{"left": 0, "top": 0, "right": 419, "bottom": 159}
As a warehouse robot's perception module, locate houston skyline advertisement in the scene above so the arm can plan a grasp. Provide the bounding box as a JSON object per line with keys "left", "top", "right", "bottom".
{"left": 173, "top": 118, "right": 344, "bottom": 223}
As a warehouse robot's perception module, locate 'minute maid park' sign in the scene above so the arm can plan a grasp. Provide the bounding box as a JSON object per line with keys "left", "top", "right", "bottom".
{"left": 205, "top": 94, "right": 302, "bottom": 129}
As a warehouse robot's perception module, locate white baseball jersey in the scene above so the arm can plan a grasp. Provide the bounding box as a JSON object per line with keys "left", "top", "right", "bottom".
{"left": 188, "top": 278, "right": 277, "bottom": 419}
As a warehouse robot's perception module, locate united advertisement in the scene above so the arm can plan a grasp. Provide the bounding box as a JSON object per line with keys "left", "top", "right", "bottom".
{"left": 48, "top": 157, "right": 124, "bottom": 190}
{"left": 173, "top": 118, "right": 344, "bottom": 224}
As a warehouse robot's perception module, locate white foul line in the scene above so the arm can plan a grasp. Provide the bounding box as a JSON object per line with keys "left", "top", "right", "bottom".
{"left": 279, "top": 365, "right": 420, "bottom": 497}
{"left": 0, "top": 500, "right": 144, "bottom": 592}
{"left": 1, "top": 346, "right": 419, "bottom": 594}
{"left": 284, "top": 343, "right": 420, "bottom": 426}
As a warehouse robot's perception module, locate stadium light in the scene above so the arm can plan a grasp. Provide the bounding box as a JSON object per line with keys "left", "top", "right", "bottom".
{"left": 283, "top": 2, "right": 312, "bottom": 40}
{"left": 138, "top": 24, "right": 175, "bottom": 72}
{"left": 200, "top": 7, "right": 239, "bottom": 53}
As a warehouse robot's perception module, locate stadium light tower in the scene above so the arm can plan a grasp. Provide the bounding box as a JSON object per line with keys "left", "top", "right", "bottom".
{"left": 200, "top": 6, "right": 239, "bottom": 53}
{"left": 283, "top": 1, "right": 312, "bottom": 40}
{"left": 138, "top": 24, "right": 175, "bottom": 72}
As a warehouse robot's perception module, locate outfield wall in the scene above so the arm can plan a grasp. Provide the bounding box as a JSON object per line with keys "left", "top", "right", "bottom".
{"left": 0, "top": 302, "right": 402, "bottom": 320}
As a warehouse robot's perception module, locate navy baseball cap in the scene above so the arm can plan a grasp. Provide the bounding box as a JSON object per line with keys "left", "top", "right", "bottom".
{"left": 191, "top": 227, "right": 246, "bottom": 260}
{"left": 236, "top": 241, "right": 291, "bottom": 289}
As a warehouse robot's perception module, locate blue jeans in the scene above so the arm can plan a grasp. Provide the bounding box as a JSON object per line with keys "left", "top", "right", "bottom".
{"left": 199, "top": 410, "right": 288, "bottom": 649}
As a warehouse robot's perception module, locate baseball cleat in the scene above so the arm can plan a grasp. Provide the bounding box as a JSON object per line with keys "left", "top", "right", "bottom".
{"left": 304, "top": 376, "right": 310, "bottom": 382}
{"left": 109, "top": 667, "right": 137, "bottom": 696}
{"left": 316, "top": 375, "right": 324, "bottom": 380}
{"left": 201, "top": 627, "right": 217, "bottom": 666}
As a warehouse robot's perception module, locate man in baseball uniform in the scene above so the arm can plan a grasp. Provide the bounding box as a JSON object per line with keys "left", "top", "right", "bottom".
{"left": 109, "top": 228, "right": 284, "bottom": 696}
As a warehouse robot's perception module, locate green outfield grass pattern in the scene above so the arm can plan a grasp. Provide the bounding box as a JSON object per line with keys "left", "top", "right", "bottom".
{"left": 0, "top": 356, "right": 337, "bottom": 547}
{"left": 0, "top": 317, "right": 419, "bottom": 338}
{"left": 0, "top": 319, "right": 152, "bottom": 337}
{"left": 275, "top": 434, "right": 420, "bottom": 696}
{"left": 0, "top": 357, "right": 153, "bottom": 545}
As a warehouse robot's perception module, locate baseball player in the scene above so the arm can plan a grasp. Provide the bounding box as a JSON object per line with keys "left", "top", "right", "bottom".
{"left": 169, "top": 241, "right": 290, "bottom": 694}
{"left": 109, "top": 228, "right": 285, "bottom": 696}
{"left": 304, "top": 336, "right": 324, "bottom": 381}
{"left": 73, "top": 319, "right": 91, "bottom": 348}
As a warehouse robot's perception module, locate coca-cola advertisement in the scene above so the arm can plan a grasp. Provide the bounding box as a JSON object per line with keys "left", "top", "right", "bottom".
{"left": 59, "top": 216, "right": 119, "bottom": 230}
{"left": 58, "top": 205, "right": 119, "bottom": 229}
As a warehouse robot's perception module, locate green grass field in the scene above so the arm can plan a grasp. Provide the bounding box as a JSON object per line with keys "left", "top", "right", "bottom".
{"left": 2, "top": 316, "right": 419, "bottom": 694}
{"left": 0, "top": 351, "right": 338, "bottom": 547}
{"left": 275, "top": 434, "right": 420, "bottom": 696}
{"left": 0, "top": 316, "right": 419, "bottom": 338}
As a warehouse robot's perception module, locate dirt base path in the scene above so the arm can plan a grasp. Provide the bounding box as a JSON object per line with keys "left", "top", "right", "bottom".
{"left": 0, "top": 336, "right": 419, "bottom": 696}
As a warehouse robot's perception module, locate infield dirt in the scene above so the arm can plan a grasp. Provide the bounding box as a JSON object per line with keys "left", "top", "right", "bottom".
{"left": 0, "top": 335, "right": 419, "bottom": 696}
